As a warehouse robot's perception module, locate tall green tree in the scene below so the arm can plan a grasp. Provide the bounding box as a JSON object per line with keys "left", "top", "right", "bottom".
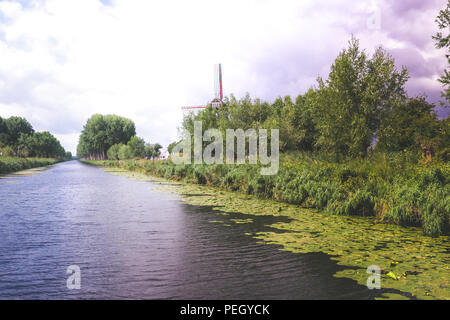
{"left": 18, "top": 131, "right": 65, "bottom": 158}
{"left": 433, "top": 0, "right": 450, "bottom": 104}
{"left": 3, "top": 116, "right": 34, "bottom": 151}
{"left": 77, "top": 114, "right": 136, "bottom": 159}
{"left": 314, "top": 37, "right": 408, "bottom": 158}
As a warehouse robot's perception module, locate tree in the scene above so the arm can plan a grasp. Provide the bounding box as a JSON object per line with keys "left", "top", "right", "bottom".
{"left": 77, "top": 114, "right": 136, "bottom": 159}
{"left": 17, "top": 131, "right": 66, "bottom": 158}
{"left": 168, "top": 141, "right": 179, "bottom": 154}
{"left": 107, "top": 143, "right": 123, "bottom": 160}
{"left": 0, "top": 116, "right": 9, "bottom": 147}
{"left": 377, "top": 97, "right": 442, "bottom": 154}
{"left": 0, "top": 116, "right": 66, "bottom": 158}
{"left": 30, "top": 131, "right": 65, "bottom": 158}
{"left": 314, "top": 37, "right": 408, "bottom": 158}
{"left": 433, "top": 0, "right": 450, "bottom": 104}
{"left": 293, "top": 89, "right": 319, "bottom": 151}
{"left": 435, "top": 117, "right": 450, "bottom": 161}
{"left": 178, "top": 38, "right": 413, "bottom": 160}
{"left": 3, "top": 116, "right": 34, "bottom": 152}
{"left": 17, "top": 133, "right": 33, "bottom": 157}
{"left": 144, "top": 144, "right": 154, "bottom": 159}
{"left": 127, "top": 135, "right": 145, "bottom": 158}
{"left": 143, "top": 143, "right": 162, "bottom": 159}
{"left": 152, "top": 143, "right": 162, "bottom": 158}
{"left": 263, "top": 94, "right": 318, "bottom": 152}
{"left": 118, "top": 144, "right": 132, "bottom": 160}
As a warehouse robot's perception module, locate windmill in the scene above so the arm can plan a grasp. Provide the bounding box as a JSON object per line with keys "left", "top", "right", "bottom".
{"left": 182, "top": 63, "right": 223, "bottom": 110}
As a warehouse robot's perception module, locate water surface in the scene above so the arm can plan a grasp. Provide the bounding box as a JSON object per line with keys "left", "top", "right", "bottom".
{"left": 0, "top": 161, "right": 389, "bottom": 299}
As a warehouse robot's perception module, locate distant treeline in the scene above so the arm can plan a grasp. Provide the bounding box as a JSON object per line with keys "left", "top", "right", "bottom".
{"left": 0, "top": 116, "right": 70, "bottom": 159}
{"left": 179, "top": 38, "right": 448, "bottom": 162}
{"left": 76, "top": 114, "right": 162, "bottom": 160}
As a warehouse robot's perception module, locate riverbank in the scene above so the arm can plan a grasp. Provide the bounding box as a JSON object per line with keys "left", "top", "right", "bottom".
{"left": 98, "top": 163, "right": 450, "bottom": 300}
{"left": 83, "top": 152, "right": 449, "bottom": 236}
{"left": 0, "top": 157, "right": 65, "bottom": 174}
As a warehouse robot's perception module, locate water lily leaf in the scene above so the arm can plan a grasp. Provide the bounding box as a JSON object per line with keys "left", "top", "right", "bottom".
{"left": 387, "top": 272, "right": 398, "bottom": 280}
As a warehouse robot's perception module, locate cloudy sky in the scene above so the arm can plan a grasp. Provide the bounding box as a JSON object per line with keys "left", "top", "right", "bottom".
{"left": 0, "top": 0, "right": 448, "bottom": 154}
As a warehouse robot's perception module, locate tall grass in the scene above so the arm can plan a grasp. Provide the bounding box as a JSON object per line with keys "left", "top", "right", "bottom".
{"left": 0, "top": 157, "right": 63, "bottom": 174}
{"left": 85, "top": 152, "right": 449, "bottom": 236}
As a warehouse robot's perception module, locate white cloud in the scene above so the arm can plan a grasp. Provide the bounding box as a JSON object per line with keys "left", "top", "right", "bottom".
{"left": 0, "top": 0, "right": 447, "bottom": 154}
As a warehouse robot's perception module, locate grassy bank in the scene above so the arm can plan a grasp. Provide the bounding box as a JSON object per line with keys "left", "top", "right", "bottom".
{"left": 0, "top": 157, "right": 64, "bottom": 174}
{"left": 84, "top": 152, "right": 449, "bottom": 236}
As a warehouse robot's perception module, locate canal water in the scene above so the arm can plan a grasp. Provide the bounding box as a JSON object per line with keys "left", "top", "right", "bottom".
{"left": 0, "top": 161, "right": 382, "bottom": 299}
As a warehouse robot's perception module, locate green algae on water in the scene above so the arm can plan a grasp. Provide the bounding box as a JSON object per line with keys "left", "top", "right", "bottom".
{"left": 163, "top": 182, "right": 449, "bottom": 300}
{"left": 104, "top": 167, "right": 450, "bottom": 300}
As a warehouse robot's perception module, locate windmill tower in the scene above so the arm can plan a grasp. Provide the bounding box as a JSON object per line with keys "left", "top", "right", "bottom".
{"left": 211, "top": 63, "right": 223, "bottom": 108}
{"left": 182, "top": 63, "right": 223, "bottom": 110}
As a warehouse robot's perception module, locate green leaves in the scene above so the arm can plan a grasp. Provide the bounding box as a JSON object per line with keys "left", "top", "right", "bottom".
{"left": 314, "top": 37, "right": 409, "bottom": 159}
{"left": 127, "top": 136, "right": 146, "bottom": 158}
{"left": 0, "top": 116, "right": 65, "bottom": 158}
{"left": 377, "top": 97, "right": 446, "bottom": 158}
{"left": 433, "top": 0, "right": 450, "bottom": 104}
{"left": 386, "top": 272, "right": 398, "bottom": 280}
{"left": 77, "top": 114, "right": 136, "bottom": 159}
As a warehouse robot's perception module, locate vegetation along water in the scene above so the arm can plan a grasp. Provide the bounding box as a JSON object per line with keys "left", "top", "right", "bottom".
{"left": 78, "top": 32, "right": 449, "bottom": 299}
{"left": 0, "top": 116, "right": 72, "bottom": 174}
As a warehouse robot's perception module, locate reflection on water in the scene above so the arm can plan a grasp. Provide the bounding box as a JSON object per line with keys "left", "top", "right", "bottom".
{"left": 0, "top": 161, "right": 383, "bottom": 299}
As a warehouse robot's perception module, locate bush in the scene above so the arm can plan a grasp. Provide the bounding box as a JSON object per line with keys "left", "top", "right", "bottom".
{"left": 118, "top": 145, "right": 133, "bottom": 160}
{"left": 0, "top": 146, "right": 14, "bottom": 157}
{"left": 107, "top": 144, "right": 123, "bottom": 160}
{"left": 0, "top": 157, "right": 61, "bottom": 174}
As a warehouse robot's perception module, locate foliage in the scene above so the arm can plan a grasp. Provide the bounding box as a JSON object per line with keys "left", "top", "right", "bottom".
{"left": 0, "top": 157, "right": 63, "bottom": 174}
{"left": 377, "top": 96, "right": 447, "bottom": 156}
{"left": 2, "top": 116, "right": 34, "bottom": 148}
{"left": 314, "top": 37, "right": 408, "bottom": 158}
{"left": 118, "top": 144, "right": 133, "bottom": 160}
{"left": 180, "top": 38, "right": 448, "bottom": 160}
{"left": 127, "top": 135, "right": 145, "bottom": 158}
{"left": 0, "top": 116, "right": 66, "bottom": 158}
{"left": 77, "top": 114, "right": 136, "bottom": 159}
{"left": 17, "top": 131, "right": 66, "bottom": 158}
{"left": 0, "top": 145, "right": 14, "bottom": 157}
{"left": 168, "top": 141, "right": 179, "bottom": 154}
{"left": 107, "top": 143, "right": 123, "bottom": 160}
{"left": 144, "top": 143, "right": 163, "bottom": 159}
{"left": 77, "top": 114, "right": 163, "bottom": 160}
{"left": 433, "top": 0, "right": 450, "bottom": 104}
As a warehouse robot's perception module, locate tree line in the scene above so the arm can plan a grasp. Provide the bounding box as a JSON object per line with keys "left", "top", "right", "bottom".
{"left": 0, "top": 116, "right": 70, "bottom": 159}
{"left": 76, "top": 114, "right": 162, "bottom": 160}
{"left": 180, "top": 37, "right": 449, "bottom": 162}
